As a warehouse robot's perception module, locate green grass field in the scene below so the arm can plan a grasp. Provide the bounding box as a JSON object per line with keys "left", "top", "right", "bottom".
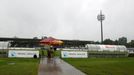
{"left": 63, "top": 57, "right": 134, "bottom": 75}
{"left": 1, "top": 50, "right": 133, "bottom": 75}
{"left": 0, "top": 58, "right": 39, "bottom": 75}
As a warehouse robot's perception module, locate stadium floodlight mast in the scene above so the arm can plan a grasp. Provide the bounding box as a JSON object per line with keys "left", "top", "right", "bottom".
{"left": 97, "top": 10, "right": 105, "bottom": 44}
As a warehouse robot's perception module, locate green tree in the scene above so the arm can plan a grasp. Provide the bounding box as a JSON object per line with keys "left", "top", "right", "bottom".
{"left": 118, "top": 37, "right": 127, "bottom": 45}
{"left": 41, "top": 36, "right": 47, "bottom": 39}
{"left": 33, "top": 37, "right": 38, "bottom": 39}
{"left": 128, "top": 40, "right": 134, "bottom": 47}
{"left": 114, "top": 40, "right": 119, "bottom": 45}
{"left": 103, "top": 39, "right": 114, "bottom": 45}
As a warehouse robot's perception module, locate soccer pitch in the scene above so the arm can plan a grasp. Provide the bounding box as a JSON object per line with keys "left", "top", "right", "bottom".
{"left": 63, "top": 57, "right": 134, "bottom": 75}
{"left": 1, "top": 50, "right": 134, "bottom": 75}
{"left": 0, "top": 58, "right": 39, "bottom": 75}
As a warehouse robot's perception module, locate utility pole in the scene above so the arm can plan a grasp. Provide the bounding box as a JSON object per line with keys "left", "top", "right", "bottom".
{"left": 97, "top": 10, "right": 105, "bottom": 44}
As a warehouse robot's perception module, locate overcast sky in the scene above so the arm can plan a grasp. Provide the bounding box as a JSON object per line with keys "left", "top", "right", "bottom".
{"left": 0, "top": 0, "right": 134, "bottom": 42}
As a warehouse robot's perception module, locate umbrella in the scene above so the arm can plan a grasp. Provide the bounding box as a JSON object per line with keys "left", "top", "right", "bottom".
{"left": 40, "top": 37, "right": 63, "bottom": 46}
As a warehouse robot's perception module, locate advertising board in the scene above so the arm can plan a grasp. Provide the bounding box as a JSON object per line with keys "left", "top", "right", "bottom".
{"left": 61, "top": 51, "right": 88, "bottom": 58}
{"left": 8, "top": 50, "right": 39, "bottom": 58}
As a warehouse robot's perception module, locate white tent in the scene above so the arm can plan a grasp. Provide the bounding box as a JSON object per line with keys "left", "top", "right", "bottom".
{"left": 85, "top": 44, "right": 127, "bottom": 52}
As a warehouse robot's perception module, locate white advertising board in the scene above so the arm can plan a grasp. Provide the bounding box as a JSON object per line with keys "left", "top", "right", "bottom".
{"left": 8, "top": 50, "right": 39, "bottom": 58}
{"left": 61, "top": 51, "right": 88, "bottom": 58}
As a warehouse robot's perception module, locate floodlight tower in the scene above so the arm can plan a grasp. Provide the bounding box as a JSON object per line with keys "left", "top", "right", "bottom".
{"left": 97, "top": 10, "right": 105, "bottom": 44}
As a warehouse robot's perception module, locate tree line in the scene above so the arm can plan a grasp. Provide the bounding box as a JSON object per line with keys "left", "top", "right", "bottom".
{"left": 92, "top": 37, "right": 134, "bottom": 48}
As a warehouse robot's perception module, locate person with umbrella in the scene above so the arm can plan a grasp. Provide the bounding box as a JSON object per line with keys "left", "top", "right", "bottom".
{"left": 40, "top": 37, "right": 63, "bottom": 58}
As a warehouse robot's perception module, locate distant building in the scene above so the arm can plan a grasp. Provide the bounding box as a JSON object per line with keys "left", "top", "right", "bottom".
{"left": 0, "top": 41, "right": 10, "bottom": 50}
{"left": 127, "top": 48, "right": 134, "bottom": 53}
{"left": 0, "top": 37, "right": 92, "bottom": 48}
{"left": 127, "top": 48, "right": 134, "bottom": 57}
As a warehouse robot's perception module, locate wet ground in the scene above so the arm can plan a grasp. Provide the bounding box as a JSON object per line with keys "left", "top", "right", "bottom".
{"left": 38, "top": 57, "right": 86, "bottom": 75}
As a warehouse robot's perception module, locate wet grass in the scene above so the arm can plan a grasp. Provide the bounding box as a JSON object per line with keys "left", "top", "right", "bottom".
{"left": 63, "top": 57, "right": 134, "bottom": 75}
{"left": 0, "top": 58, "right": 39, "bottom": 75}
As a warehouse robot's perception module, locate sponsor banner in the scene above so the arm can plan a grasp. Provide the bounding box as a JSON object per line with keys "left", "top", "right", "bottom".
{"left": 61, "top": 51, "right": 88, "bottom": 58}
{"left": 8, "top": 50, "right": 39, "bottom": 58}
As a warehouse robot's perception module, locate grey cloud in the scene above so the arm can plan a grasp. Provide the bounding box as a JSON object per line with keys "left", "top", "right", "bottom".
{"left": 0, "top": 0, "right": 134, "bottom": 42}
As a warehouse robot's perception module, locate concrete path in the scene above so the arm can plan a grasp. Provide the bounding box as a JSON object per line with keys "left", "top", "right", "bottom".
{"left": 38, "top": 57, "right": 86, "bottom": 75}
